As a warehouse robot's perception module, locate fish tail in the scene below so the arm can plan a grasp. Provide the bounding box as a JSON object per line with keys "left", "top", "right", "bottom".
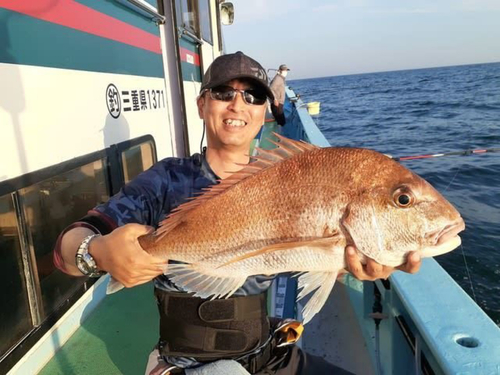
{"left": 138, "top": 234, "right": 160, "bottom": 252}
{"left": 138, "top": 233, "right": 172, "bottom": 261}
{"left": 106, "top": 276, "right": 125, "bottom": 294}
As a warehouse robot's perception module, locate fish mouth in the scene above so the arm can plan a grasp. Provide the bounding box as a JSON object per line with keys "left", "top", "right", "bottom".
{"left": 431, "top": 219, "right": 466, "bottom": 246}
{"left": 421, "top": 218, "right": 465, "bottom": 258}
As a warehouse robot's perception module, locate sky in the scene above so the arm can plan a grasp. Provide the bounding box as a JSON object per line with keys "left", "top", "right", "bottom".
{"left": 222, "top": 0, "right": 500, "bottom": 80}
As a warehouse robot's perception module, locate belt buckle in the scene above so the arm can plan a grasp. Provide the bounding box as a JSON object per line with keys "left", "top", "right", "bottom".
{"left": 274, "top": 319, "right": 304, "bottom": 348}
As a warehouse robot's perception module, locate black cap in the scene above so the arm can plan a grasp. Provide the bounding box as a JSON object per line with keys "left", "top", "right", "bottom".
{"left": 279, "top": 64, "right": 290, "bottom": 71}
{"left": 201, "top": 51, "right": 274, "bottom": 101}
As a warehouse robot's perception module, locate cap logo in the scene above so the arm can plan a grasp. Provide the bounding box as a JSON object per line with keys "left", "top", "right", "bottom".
{"left": 250, "top": 67, "right": 267, "bottom": 80}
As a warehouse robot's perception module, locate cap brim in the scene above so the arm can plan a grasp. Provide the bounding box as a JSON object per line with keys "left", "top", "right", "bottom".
{"left": 202, "top": 74, "right": 275, "bottom": 102}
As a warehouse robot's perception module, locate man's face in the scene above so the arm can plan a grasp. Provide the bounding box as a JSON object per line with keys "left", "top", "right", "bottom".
{"left": 197, "top": 79, "right": 267, "bottom": 151}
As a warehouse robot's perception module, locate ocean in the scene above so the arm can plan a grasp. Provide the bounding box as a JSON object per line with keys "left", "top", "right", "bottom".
{"left": 289, "top": 62, "right": 500, "bottom": 325}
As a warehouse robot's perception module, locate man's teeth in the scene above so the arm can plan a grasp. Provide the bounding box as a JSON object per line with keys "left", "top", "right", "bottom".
{"left": 224, "top": 119, "right": 246, "bottom": 127}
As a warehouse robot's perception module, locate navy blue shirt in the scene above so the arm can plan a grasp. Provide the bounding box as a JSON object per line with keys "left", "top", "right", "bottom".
{"left": 94, "top": 153, "right": 274, "bottom": 295}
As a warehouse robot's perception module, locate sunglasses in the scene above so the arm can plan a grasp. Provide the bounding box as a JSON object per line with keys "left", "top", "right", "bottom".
{"left": 207, "top": 85, "right": 268, "bottom": 106}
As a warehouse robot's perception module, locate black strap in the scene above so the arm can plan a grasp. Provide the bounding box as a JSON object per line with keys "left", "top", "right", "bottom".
{"left": 155, "top": 289, "right": 270, "bottom": 360}
{"left": 198, "top": 295, "right": 265, "bottom": 322}
{"left": 241, "top": 338, "right": 275, "bottom": 374}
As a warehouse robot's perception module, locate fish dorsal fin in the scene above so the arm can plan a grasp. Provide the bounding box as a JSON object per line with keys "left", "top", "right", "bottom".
{"left": 155, "top": 134, "right": 319, "bottom": 241}
{"left": 268, "top": 132, "right": 319, "bottom": 154}
{"left": 250, "top": 132, "right": 318, "bottom": 166}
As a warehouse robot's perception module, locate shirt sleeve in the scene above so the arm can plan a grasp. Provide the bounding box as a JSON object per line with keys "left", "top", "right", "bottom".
{"left": 52, "top": 221, "right": 100, "bottom": 273}
{"left": 94, "top": 161, "right": 174, "bottom": 227}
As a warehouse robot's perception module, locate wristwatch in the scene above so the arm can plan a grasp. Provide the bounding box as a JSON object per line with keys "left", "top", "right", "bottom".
{"left": 75, "top": 234, "right": 105, "bottom": 277}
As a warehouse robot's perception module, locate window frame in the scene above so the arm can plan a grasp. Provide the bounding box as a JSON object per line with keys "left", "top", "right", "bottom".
{"left": 197, "top": 0, "right": 213, "bottom": 45}
{"left": 175, "top": 0, "right": 200, "bottom": 37}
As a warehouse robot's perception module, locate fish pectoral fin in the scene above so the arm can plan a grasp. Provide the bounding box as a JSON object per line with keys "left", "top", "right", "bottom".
{"left": 166, "top": 263, "right": 247, "bottom": 299}
{"left": 217, "top": 235, "right": 343, "bottom": 269}
{"left": 297, "top": 271, "right": 338, "bottom": 324}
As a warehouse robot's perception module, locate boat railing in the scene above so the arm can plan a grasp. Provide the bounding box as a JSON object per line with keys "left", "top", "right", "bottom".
{"left": 283, "top": 88, "right": 330, "bottom": 147}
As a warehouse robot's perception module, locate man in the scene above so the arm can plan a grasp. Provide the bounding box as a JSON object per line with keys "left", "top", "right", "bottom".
{"left": 54, "top": 51, "right": 421, "bottom": 374}
{"left": 269, "top": 64, "right": 290, "bottom": 126}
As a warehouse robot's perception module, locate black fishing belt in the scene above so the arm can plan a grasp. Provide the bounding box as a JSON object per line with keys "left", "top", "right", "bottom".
{"left": 155, "top": 289, "right": 271, "bottom": 361}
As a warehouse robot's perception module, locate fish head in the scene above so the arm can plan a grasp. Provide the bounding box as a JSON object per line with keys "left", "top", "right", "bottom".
{"left": 341, "top": 161, "right": 465, "bottom": 267}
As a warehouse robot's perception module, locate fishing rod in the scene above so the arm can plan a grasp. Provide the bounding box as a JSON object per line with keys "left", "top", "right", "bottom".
{"left": 390, "top": 147, "right": 500, "bottom": 161}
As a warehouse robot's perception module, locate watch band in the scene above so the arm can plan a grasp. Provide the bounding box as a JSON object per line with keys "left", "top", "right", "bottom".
{"left": 76, "top": 234, "right": 105, "bottom": 277}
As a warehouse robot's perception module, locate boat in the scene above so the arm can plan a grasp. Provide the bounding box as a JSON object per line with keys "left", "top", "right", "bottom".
{"left": 1, "top": 1, "right": 499, "bottom": 374}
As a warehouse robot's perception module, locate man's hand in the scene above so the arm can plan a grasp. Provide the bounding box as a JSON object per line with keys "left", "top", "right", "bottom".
{"left": 89, "top": 224, "right": 167, "bottom": 288}
{"left": 274, "top": 99, "right": 279, "bottom": 107}
{"left": 343, "top": 245, "right": 421, "bottom": 281}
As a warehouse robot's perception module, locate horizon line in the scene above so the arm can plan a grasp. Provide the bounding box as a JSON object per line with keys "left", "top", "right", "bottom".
{"left": 288, "top": 60, "right": 500, "bottom": 81}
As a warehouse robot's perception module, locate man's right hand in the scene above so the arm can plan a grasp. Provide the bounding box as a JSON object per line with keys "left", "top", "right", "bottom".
{"left": 61, "top": 224, "right": 167, "bottom": 288}
{"left": 89, "top": 224, "right": 167, "bottom": 288}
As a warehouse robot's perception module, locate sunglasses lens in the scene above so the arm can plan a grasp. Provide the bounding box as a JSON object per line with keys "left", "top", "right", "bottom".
{"left": 210, "top": 86, "right": 235, "bottom": 101}
{"left": 243, "top": 89, "right": 267, "bottom": 105}
{"left": 209, "top": 86, "right": 267, "bottom": 105}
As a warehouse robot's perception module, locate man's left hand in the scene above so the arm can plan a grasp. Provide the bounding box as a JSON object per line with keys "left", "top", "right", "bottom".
{"left": 343, "top": 245, "right": 421, "bottom": 281}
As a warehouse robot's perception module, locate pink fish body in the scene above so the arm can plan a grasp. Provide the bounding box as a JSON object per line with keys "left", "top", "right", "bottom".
{"left": 111, "top": 135, "right": 465, "bottom": 323}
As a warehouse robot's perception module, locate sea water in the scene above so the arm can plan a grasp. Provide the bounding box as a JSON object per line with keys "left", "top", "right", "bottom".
{"left": 289, "top": 62, "right": 500, "bottom": 324}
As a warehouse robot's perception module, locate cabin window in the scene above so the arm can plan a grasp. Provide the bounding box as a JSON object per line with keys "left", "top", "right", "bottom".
{"left": 18, "top": 160, "right": 109, "bottom": 317}
{"left": 0, "top": 159, "right": 109, "bottom": 367}
{"left": 0, "top": 136, "right": 155, "bottom": 369}
{"left": 176, "top": 0, "right": 199, "bottom": 35}
{"left": 198, "top": 0, "right": 213, "bottom": 44}
{"left": 121, "top": 141, "right": 156, "bottom": 183}
{"left": 0, "top": 194, "right": 32, "bottom": 358}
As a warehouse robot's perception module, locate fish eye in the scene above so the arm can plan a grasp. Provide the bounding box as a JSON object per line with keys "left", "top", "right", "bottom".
{"left": 398, "top": 194, "right": 411, "bottom": 206}
{"left": 393, "top": 187, "right": 414, "bottom": 208}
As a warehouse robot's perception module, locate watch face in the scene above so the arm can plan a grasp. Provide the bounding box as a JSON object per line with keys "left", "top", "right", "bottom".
{"left": 76, "top": 255, "right": 91, "bottom": 275}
